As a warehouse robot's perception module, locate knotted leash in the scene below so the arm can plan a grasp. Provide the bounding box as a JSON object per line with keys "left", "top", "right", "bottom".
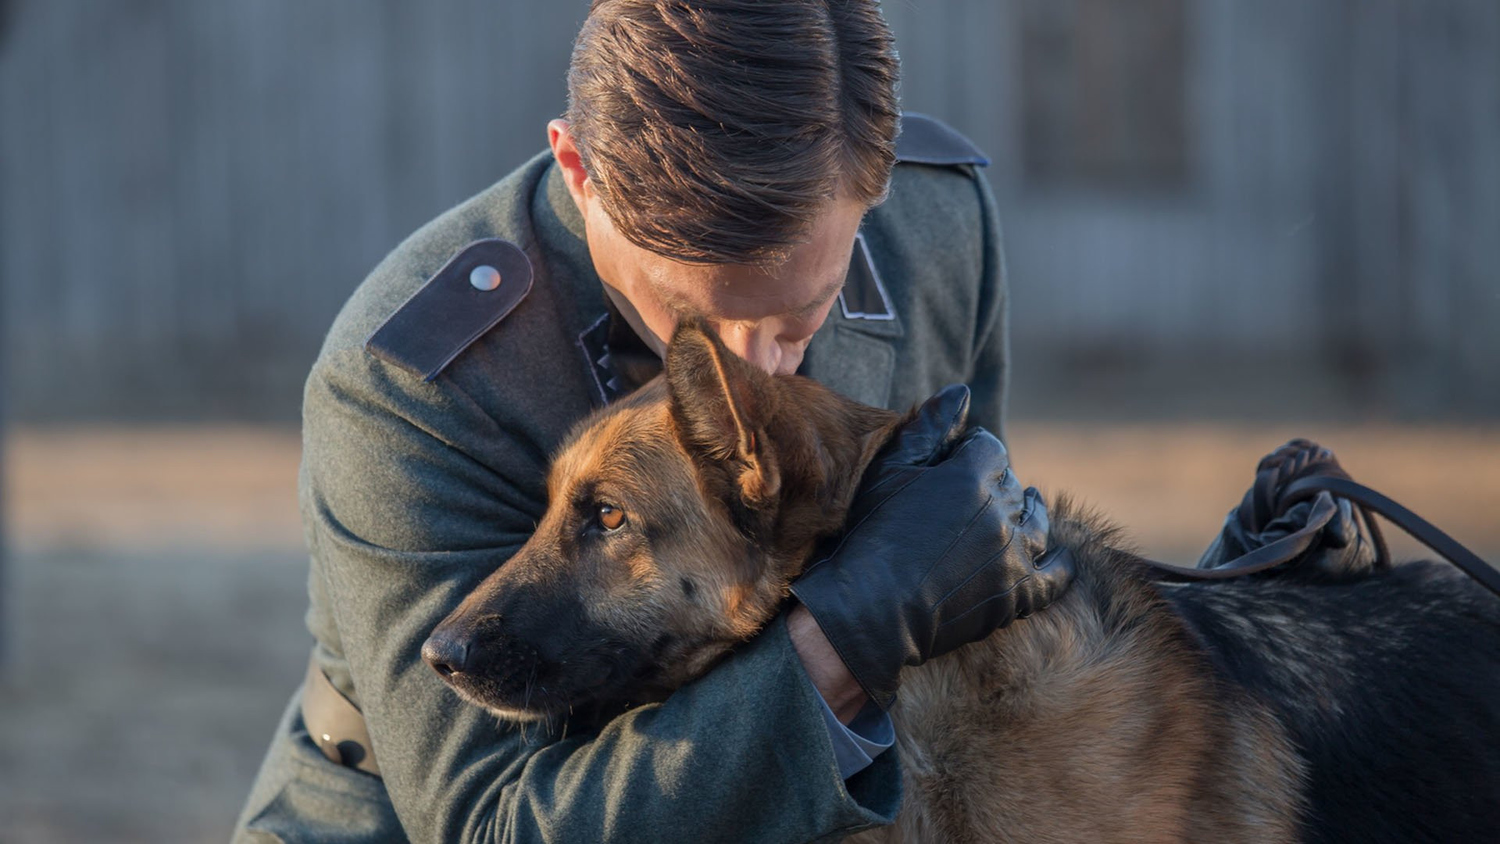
{"left": 1140, "top": 439, "right": 1500, "bottom": 598}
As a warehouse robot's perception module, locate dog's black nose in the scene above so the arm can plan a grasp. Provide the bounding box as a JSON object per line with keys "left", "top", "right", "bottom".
{"left": 421, "top": 632, "right": 471, "bottom": 678}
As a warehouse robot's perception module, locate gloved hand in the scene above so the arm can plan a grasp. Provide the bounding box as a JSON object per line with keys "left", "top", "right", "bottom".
{"left": 789, "top": 385, "right": 1075, "bottom": 710}
{"left": 1197, "top": 438, "right": 1384, "bottom": 582}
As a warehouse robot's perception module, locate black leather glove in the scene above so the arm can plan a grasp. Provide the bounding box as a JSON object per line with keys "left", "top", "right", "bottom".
{"left": 790, "top": 385, "right": 1075, "bottom": 710}
{"left": 1197, "top": 439, "right": 1383, "bottom": 582}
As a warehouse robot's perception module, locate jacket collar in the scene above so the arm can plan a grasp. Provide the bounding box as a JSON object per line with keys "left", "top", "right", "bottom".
{"left": 799, "top": 231, "right": 902, "bottom": 410}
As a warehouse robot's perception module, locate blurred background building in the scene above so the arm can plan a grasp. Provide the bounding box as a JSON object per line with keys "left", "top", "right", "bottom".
{"left": 1, "top": 2, "right": 1496, "bottom": 842}
{"left": 3, "top": 0, "right": 1497, "bottom": 423}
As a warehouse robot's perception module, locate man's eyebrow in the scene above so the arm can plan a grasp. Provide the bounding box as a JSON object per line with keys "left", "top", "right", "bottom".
{"left": 792, "top": 274, "right": 848, "bottom": 318}
{"left": 653, "top": 269, "right": 847, "bottom": 319}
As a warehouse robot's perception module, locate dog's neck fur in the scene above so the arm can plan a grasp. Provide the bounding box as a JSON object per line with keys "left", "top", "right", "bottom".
{"left": 663, "top": 320, "right": 906, "bottom": 596}
{"left": 754, "top": 377, "right": 906, "bottom": 567}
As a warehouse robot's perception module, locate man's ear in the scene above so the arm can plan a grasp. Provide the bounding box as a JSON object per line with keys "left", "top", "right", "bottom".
{"left": 547, "top": 119, "right": 591, "bottom": 211}
{"left": 665, "top": 317, "right": 781, "bottom": 511}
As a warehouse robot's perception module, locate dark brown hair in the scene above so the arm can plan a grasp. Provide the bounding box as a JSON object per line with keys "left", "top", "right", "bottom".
{"left": 566, "top": 0, "right": 900, "bottom": 265}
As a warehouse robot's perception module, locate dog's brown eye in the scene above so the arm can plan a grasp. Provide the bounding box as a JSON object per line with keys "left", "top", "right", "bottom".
{"left": 598, "top": 504, "right": 626, "bottom": 531}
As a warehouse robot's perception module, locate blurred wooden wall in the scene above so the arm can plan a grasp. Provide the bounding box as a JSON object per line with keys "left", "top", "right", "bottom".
{"left": 2, "top": 0, "right": 1496, "bottom": 421}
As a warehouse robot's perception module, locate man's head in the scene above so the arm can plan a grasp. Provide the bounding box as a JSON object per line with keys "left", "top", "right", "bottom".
{"left": 549, "top": 0, "right": 900, "bottom": 374}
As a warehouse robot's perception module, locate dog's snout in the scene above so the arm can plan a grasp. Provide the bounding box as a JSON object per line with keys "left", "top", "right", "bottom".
{"left": 421, "top": 631, "right": 472, "bottom": 678}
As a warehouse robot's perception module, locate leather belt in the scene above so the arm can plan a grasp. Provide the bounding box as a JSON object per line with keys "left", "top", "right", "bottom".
{"left": 301, "top": 657, "right": 381, "bottom": 777}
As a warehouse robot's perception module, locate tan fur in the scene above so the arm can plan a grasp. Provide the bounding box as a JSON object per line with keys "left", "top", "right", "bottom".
{"left": 845, "top": 503, "right": 1303, "bottom": 843}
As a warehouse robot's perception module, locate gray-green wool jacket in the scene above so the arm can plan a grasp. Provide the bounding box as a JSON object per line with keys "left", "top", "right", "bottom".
{"left": 234, "top": 113, "right": 1009, "bottom": 844}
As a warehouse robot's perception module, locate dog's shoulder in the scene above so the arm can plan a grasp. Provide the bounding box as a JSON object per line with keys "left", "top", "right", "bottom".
{"left": 1162, "top": 560, "right": 1500, "bottom": 839}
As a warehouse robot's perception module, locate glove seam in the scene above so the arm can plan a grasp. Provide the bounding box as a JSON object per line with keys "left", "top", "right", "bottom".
{"left": 805, "top": 443, "right": 985, "bottom": 576}
{"left": 842, "top": 436, "right": 992, "bottom": 555}
{"left": 935, "top": 572, "right": 1036, "bottom": 633}
{"left": 931, "top": 518, "right": 1021, "bottom": 613}
{"left": 845, "top": 468, "right": 928, "bottom": 534}
{"left": 915, "top": 492, "right": 1000, "bottom": 598}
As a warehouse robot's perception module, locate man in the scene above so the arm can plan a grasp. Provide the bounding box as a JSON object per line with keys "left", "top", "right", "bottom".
{"left": 235, "top": 1, "right": 1071, "bottom": 841}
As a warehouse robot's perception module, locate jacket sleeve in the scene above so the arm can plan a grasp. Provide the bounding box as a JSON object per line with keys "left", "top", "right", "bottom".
{"left": 965, "top": 170, "right": 1011, "bottom": 443}
{"left": 300, "top": 346, "right": 902, "bottom": 844}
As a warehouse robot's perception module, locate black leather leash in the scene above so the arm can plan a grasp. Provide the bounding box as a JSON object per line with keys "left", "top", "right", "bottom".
{"left": 1139, "top": 439, "right": 1500, "bottom": 598}
{"left": 1278, "top": 474, "right": 1500, "bottom": 597}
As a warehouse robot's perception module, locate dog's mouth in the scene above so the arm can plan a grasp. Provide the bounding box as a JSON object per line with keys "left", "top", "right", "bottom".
{"left": 440, "top": 669, "right": 578, "bottom": 723}
{"left": 430, "top": 632, "right": 662, "bottom": 722}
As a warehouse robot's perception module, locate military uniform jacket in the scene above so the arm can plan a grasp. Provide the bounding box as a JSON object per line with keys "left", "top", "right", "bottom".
{"left": 235, "top": 114, "right": 1009, "bottom": 844}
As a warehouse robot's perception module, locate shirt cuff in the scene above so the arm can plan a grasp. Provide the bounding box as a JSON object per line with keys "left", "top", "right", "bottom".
{"left": 812, "top": 686, "right": 896, "bottom": 779}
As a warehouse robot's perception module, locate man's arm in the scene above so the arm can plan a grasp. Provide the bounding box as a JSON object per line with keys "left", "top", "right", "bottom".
{"left": 789, "top": 607, "right": 869, "bottom": 723}
{"left": 301, "top": 347, "right": 901, "bottom": 844}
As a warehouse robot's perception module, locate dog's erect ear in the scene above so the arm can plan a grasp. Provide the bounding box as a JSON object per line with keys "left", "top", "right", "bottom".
{"left": 665, "top": 318, "right": 781, "bottom": 510}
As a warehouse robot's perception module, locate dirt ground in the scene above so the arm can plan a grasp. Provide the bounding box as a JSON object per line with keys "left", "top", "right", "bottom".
{"left": 2, "top": 423, "right": 1497, "bottom": 842}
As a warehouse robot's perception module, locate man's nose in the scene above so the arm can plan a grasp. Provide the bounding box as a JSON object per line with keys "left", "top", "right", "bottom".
{"left": 716, "top": 323, "right": 806, "bottom": 375}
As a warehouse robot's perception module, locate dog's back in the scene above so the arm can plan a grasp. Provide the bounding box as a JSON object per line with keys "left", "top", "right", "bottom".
{"left": 1167, "top": 560, "right": 1500, "bottom": 842}
{"left": 853, "top": 503, "right": 1500, "bottom": 844}
{"left": 860, "top": 505, "right": 1307, "bottom": 844}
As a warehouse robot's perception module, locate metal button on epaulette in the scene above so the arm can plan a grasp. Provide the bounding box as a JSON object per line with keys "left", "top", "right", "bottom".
{"left": 365, "top": 238, "right": 534, "bottom": 381}
{"left": 470, "top": 265, "right": 502, "bottom": 291}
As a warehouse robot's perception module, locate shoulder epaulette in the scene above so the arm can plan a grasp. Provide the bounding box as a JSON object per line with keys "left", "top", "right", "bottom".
{"left": 364, "top": 238, "right": 534, "bottom": 381}
{"left": 895, "top": 113, "right": 990, "bottom": 167}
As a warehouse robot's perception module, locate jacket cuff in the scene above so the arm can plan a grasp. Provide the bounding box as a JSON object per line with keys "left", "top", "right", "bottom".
{"left": 764, "top": 612, "right": 903, "bottom": 832}
{"left": 808, "top": 679, "right": 896, "bottom": 779}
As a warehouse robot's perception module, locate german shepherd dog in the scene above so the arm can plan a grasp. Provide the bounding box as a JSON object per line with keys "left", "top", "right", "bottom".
{"left": 427, "top": 319, "right": 1500, "bottom": 842}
